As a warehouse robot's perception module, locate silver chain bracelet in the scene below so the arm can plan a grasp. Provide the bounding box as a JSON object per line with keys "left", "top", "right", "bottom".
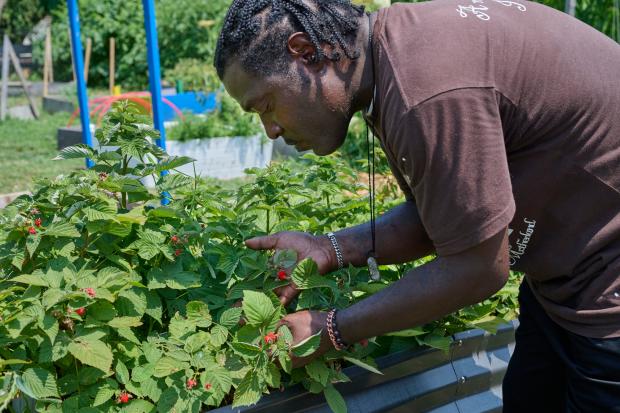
{"left": 326, "top": 232, "right": 344, "bottom": 270}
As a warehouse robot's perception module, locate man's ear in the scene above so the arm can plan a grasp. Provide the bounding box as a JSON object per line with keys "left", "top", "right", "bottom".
{"left": 287, "top": 32, "right": 324, "bottom": 70}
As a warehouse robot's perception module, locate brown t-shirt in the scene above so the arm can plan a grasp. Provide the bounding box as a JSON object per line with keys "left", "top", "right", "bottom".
{"left": 367, "top": 0, "right": 620, "bottom": 338}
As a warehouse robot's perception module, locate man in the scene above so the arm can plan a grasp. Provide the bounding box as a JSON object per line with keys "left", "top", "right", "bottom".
{"left": 214, "top": 0, "right": 620, "bottom": 411}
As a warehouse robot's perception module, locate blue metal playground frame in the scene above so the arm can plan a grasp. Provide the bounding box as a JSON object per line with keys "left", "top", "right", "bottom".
{"left": 66, "top": 0, "right": 167, "bottom": 166}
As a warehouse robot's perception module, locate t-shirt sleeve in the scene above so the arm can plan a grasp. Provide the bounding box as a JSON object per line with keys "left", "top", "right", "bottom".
{"left": 399, "top": 87, "right": 515, "bottom": 256}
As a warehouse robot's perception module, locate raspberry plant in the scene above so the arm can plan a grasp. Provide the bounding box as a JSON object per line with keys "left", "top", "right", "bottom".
{"left": 0, "top": 102, "right": 518, "bottom": 412}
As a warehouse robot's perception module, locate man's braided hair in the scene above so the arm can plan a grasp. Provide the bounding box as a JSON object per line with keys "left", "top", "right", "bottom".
{"left": 214, "top": 0, "right": 366, "bottom": 79}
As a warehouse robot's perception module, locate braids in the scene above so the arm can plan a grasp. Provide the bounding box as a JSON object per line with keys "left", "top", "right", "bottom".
{"left": 214, "top": 0, "right": 366, "bottom": 79}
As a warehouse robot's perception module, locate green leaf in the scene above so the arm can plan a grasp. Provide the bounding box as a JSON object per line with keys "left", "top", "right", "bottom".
{"left": 10, "top": 273, "right": 48, "bottom": 287}
{"left": 44, "top": 222, "right": 80, "bottom": 238}
{"left": 153, "top": 357, "right": 188, "bottom": 378}
{"left": 419, "top": 333, "right": 452, "bottom": 353}
{"left": 218, "top": 307, "right": 243, "bottom": 329}
{"left": 67, "top": 338, "right": 113, "bottom": 373}
{"left": 265, "top": 364, "right": 281, "bottom": 388}
{"left": 144, "top": 290, "right": 163, "bottom": 323}
{"left": 291, "top": 258, "right": 332, "bottom": 290}
{"left": 131, "top": 364, "right": 155, "bottom": 383}
{"left": 155, "top": 156, "right": 196, "bottom": 173}
{"left": 202, "top": 365, "right": 232, "bottom": 394}
{"left": 169, "top": 314, "right": 196, "bottom": 339}
{"left": 232, "top": 370, "right": 261, "bottom": 408}
{"left": 210, "top": 325, "right": 228, "bottom": 347}
{"left": 54, "top": 144, "right": 95, "bottom": 160}
{"left": 342, "top": 356, "right": 383, "bottom": 375}
{"left": 186, "top": 301, "right": 212, "bottom": 328}
{"left": 273, "top": 249, "right": 297, "bottom": 269}
{"left": 242, "top": 290, "right": 275, "bottom": 326}
{"left": 93, "top": 384, "right": 116, "bottom": 406}
{"left": 291, "top": 330, "right": 322, "bottom": 358}
{"left": 108, "top": 317, "right": 143, "bottom": 328}
{"left": 20, "top": 368, "right": 60, "bottom": 399}
{"left": 386, "top": 327, "right": 426, "bottom": 337}
{"left": 278, "top": 324, "right": 294, "bottom": 346}
{"left": 324, "top": 384, "right": 347, "bottom": 413}
{"left": 185, "top": 332, "right": 209, "bottom": 353}
{"left": 231, "top": 342, "right": 262, "bottom": 358}
{"left": 305, "top": 360, "right": 330, "bottom": 386}
{"left": 115, "top": 360, "right": 130, "bottom": 385}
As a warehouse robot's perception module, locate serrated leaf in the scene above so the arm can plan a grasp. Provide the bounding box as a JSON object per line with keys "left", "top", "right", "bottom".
{"left": 305, "top": 360, "right": 330, "bottom": 386}
{"left": 44, "top": 222, "right": 80, "bottom": 238}
{"left": 10, "top": 274, "right": 48, "bottom": 287}
{"left": 273, "top": 249, "right": 297, "bottom": 269}
{"left": 218, "top": 307, "right": 243, "bottom": 329}
{"left": 20, "top": 368, "right": 60, "bottom": 398}
{"left": 54, "top": 144, "right": 95, "bottom": 160}
{"left": 231, "top": 342, "right": 261, "bottom": 358}
{"left": 242, "top": 290, "right": 275, "bottom": 326}
{"left": 155, "top": 156, "right": 195, "bottom": 173}
{"left": 210, "top": 325, "right": 228, "bottom": 347}
{"left": 324, "top": 384, "right": 347, "bottom": 413}
{"left": 115, "top": 360, "right": 130, "bottom": 385}
{"left": 185, "top": 332, "right": 209, "bottom": 353}
{"left": 291, "top": 258, "right": 331, "bottom": 290}
{"left": 108, "top": 317, "right": 143, "bottom": 328}
{"left": 67, "top": 338, "right": 113, "bottom": 373}
{"left": 153, "top": 357, "right": 188, "bottom": 377}
{"left": 93, "top": 385, "right": 116, "bottom": 406}
{"left": 292, "top": 330, "right": 322, "bottom": 358}
{"left": 232, "top": 370, "right": 261, "bottom": 408}
{"left": 186, "top": 301, "right": 212, "bottom": 328}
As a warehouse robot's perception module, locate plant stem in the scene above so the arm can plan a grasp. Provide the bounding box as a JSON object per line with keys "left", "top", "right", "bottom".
{"left": 121, "top": 155, "right": 129, "bottom": 209}
{"left": 266, "top": 209, "right": 270, "bottom": 234}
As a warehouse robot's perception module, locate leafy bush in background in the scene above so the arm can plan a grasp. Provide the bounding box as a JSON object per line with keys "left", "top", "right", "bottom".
{"left": 31, "top": 0, "right": 227, "bottom": 89}
{"left": 167, "top": 92, "right": 263, "bottom": 141}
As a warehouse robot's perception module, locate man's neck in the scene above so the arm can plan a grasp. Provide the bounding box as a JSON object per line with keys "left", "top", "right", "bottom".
{"left": 349, "top": 12, "right": 377, "bottom": 115}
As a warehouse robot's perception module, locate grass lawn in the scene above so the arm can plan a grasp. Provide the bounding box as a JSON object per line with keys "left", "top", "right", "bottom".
{"left": 0, "top": 112, "right": 83, "bottom": 194}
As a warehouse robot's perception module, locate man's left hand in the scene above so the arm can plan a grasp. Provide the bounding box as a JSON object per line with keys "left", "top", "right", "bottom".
{"left": 278, "top": 310, "right": 334, "bottom": 368}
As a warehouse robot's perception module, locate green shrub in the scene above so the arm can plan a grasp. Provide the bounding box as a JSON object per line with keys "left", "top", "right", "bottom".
{"left": 168, "top": 92, "right": 263, "bottom": 140}
{"left": 33, "top": 0, "right": 228, "bottom": 89}
{"left": 0, "top": 102, "right": 518, "bottom": 412}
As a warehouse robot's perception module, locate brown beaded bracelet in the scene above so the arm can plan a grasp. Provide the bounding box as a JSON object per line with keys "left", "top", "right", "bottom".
{"left": 326, "top": 308, "right": 348, "bottom": 351}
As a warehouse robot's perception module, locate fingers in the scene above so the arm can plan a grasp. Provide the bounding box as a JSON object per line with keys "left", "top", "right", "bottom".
{"left": 245, "top": 234, "right": 278, "bottom": 251}
{"left": 277, "top": 284, "right": 300, "bottom": 307}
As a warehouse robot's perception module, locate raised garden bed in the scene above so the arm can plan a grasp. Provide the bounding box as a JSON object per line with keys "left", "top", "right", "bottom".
{"left": 211, "top": 321, "right": 516, "bottom": 413}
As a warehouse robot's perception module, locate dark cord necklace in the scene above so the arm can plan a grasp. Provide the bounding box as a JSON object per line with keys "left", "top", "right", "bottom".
{"left": 365, "top": 13, "right": 380, "bottom": 281}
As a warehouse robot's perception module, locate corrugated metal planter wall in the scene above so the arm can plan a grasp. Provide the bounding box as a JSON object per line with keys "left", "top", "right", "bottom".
{"left": 212, "top": 321, "right": 518, "bottom": 413}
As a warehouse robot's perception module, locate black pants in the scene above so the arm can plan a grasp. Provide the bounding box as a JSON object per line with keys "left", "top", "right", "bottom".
{"left": 502, "top": 282, "right": 620, "bottom": 412}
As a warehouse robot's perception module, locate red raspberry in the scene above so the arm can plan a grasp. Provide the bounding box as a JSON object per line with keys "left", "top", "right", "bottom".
{"left": 174, "top": 249, "right": 182, "bottom": 257}
{"left": 75, "top": 307, "right": 86, "bottom": 317}
{"left": 277, "top": 270, "right": 287, "bottom": 281}
{"left": 83, "top": 288, "right": 96, "bottom": 298}
{"left": 264, "top": 332, "right": 278, "bottom": 345}
{"left": 98, "top": 172, "right": 108, "bottom": 181}
{"left": 204, "top": 382, "right": 212, "bottom": 390}
{"left": 27, "top": 226, "right": 36, "bottom": 235}
{"left": 171, "top": 235, "right": 179, "bottom": 244}
{"left": 34, "top": 218, "right": 42, "bottom": 227}
{"left": 186, "top": 378, "right": 197, "bottom": 389}
{"left": 117, "top": 392, "right": 131, "bottom": 404}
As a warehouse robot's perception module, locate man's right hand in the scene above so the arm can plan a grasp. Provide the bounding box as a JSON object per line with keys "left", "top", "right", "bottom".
{"left": 245, "top": 231, "right": 336, "bottom": 306}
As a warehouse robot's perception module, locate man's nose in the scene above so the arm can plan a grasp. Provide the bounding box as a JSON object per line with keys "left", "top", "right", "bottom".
{"left": 263, "top": 120, "right": 283, "bottom": 140}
